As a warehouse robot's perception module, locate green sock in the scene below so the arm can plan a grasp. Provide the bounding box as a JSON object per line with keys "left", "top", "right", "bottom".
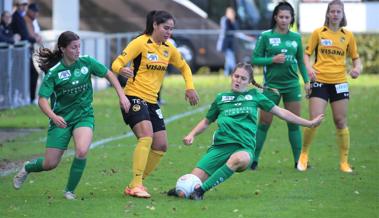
{"left": 254, "top": 124, "right": 270, "bottom": 162}
{"left": 25, "top": 157, "right": 44, "bottom": 172}
{"left": 287, "top": 123, "right": 302, "bottom": 162}
{"left": 201, "top": 164, "right": 234, "bottom": 192}
{"left": 65, "top": 157, "right": 87, "bottom": 192}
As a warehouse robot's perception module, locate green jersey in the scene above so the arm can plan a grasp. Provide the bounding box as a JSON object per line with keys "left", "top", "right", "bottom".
{"left": 206, "top": 88, "right": 275, "bottom": 150}
{"left": 252, "top": 30, "right": 309, "bottom": 92}
{"left": 38, "top": 55, "right": 108, "bottom": 124}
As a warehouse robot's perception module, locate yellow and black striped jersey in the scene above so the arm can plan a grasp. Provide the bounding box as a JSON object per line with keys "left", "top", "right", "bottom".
{"left": 305, "top": 26, "right": 359, "bottom": 84}
{"left": 112, "top": 34, "right": 195, "bottom": 103}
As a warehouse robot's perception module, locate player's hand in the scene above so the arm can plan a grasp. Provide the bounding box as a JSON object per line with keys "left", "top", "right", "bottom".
{"left": 185, "top": 89, "right": 199, "bottom": 106}
{"left": 120, "top": 67, "right": 134, "bottom": 78}
{"left": 304, "top": 82, "right": 311, "bottom": 99}
{"left": 183, "top": 135, "right": 194, "bottom": 145}
{"left": 120, "top": 95, "right": 130, "bottom": 113}
{"left": 350, "top": 68, "right": 360, "bottom": 79}
{"left": 52, "top": 115, "right": 67, "bottom": 128}
{"left": 272, "top": 53, "right": 286, "bottom": 64}
{"left": 307, "top": 68, "right": 317, "bottom": 82}
{"left": 309, "top": 114, "right": 324, "bottom": 128}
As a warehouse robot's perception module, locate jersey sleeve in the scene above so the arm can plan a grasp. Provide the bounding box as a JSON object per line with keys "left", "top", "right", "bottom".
{"left": 256, "top": 91, "right": 275, "bottom": 112}
{"left": 296, "top": 35, "right": 309, "bottom": 83}
{"left": 305, "top": 29, "right": 319, "bottom": 56}
{"left": 38, "top": 71, "right": 55, "bottom": 98}
{"left": 111, "top": 38, "right": 142, "bottom": 74}
{"left": 87, "top": 56, "right": 108, "bottom": 77}
{"left": 205, "top": 95, "right": 220, "bottom": 123}
{"left": 251, "top": 34, "right": 273, "bottom": 65}
{"left": 347, "top": 32, "right": 359, "bottom": 60}
{"left": 170, "top": 46, "right": 195, "bottom": 90}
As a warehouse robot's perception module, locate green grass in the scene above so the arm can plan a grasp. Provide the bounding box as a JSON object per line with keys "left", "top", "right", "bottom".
{"left": 0, "top": 74, "right": 378, "bottom": 218}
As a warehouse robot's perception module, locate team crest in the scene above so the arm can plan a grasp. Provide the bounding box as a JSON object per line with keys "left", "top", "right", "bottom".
{"left": 132, "top": 104, "right": 141, "bottom": 112}
{"left": 81, "top": 67, "right": 89, "bottom": 75}
{"left": 147, "top": 53, "right": 158, "bottom": 61}
{"left": 292, "top": 41, "right": 298, "bottom": 48}
{"left": 58, "top": 70, "right": 71, "bottom": 80}
{"left": 74, "top": 69, "right": 81, "bottom": 77}
{"left": 163, "top": 50, "right": 169, "bottom": 57}
{"left": 340, "top": 37, "right": 345, "bottom": 43}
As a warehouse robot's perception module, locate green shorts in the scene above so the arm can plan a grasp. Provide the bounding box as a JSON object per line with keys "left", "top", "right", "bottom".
{"left": 264, "top": 85, "right": 302, "bottom": 104}
{"left": 46, "top": 116, "right": 95, "bottom": 150}
{"left": 196, "top": 143, "right": 254, "bottom": 176}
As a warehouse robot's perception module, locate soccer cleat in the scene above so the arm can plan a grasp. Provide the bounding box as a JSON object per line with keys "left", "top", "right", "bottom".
{"left": 124, "top": 185, "right": 151, "bottom": 198}
{"left": 64, "top": 191, "right": 76, "bottom": 200}
{"left": 189, "top": 187, "right": 204, "bottom": 200}
{"left": 340, "top": 162, "right": 353, "bottom": 173}
{"left": 297, "top": 153, "right": 308, "bottom": 171}
{"left": 167, "top": 187, "right": 179, "bottom": 197}
{"left": 13, "top": 161, "right": 30, "bottom": 189}
{"left": 250, "top": 161, "right": 258, "bottom": 170}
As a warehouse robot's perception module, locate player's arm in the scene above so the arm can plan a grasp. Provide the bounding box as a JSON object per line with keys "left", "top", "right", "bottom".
{"left": 38, "top": 97, "right": 67, "bottom": 128}
{"left": 348, "top": 34, "right": 362, "bottom": 79}
{"left": 183, "top": 118, "right": 210, "bottom": 145}
{"left": 111, "top": 39, "right": 141, "bottom": 78}
{"left": 105, "top": 70, "right": 130, "bottom": 112}
{"left": 304, "top": 29, "right": 319, "bottom": 81}
{"left": 270, "top": 105, "right": 324, "bottom": 128}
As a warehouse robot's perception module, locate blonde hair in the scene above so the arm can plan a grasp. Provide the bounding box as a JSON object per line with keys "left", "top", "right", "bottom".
{"left": 324, "top": 0, "right": 347, "bottom": 27}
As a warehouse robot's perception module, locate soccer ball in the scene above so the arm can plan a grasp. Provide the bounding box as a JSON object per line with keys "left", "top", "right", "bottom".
{"left": 175, "top": 174, "right": 202, "bottom": 198}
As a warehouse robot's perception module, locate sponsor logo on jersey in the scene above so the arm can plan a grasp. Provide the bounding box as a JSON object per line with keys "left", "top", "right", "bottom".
{"left": 58, "top": 70, "right": 71, "bottom": 80}
{"left": 147, "top": 53, "right": 159, "bottom": 61}
{"left": 321, "top": 39, "right": 333, "bottom": 46}
{"left": 221, "top": 96, "right": 235, "bottom": 102}
{"left": 320, "top": 48, "right": 345, "bottom": 56}
{"left": 146, "top": 64, "right": 167, "bottom": 71}
{"left": 132, "top": 104, "right": 141, "bottom": 112}
{"left": 269, "top": 38, "right": 281, "bottom": 46}
{"left": 81, "top": 67, "right": 89, "bottom": 75}
{"left": 245, "top": 94, "right": 253, "bottom": 100}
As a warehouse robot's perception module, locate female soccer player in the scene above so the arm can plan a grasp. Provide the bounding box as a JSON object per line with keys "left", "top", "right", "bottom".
{"left": 168, "top": 63, "right": 323, "bottom": 200}
{"left": 297, "top": 0, "right": 361, "bottom": 173}
{"left": 251, "top": 1, "right": 310, "bottom": 170}
{"left": 111, "top": 10, "right": 199, "bottom": 198}
{"left": 13, "top": 31, "right": 130, "bottom": 200}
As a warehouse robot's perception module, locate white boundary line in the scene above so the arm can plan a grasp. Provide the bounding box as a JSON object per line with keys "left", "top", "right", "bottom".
{"left": 1, "top": 105, "right": 209, "bottom": 177}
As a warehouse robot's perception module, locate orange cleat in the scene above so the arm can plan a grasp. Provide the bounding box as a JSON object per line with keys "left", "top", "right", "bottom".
{"left": 340, "top": 162, "right": 353, "bottom": 173}
{"left": 124, "top": 185, "right": 151, "bottom": 198}
{"left": 297, "top": 153, "right": 308, "bottom": 171}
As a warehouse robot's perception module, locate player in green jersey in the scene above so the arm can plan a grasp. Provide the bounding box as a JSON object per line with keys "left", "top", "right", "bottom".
{"left": 251, "top": 2, "right": 310, "bottom": 170}
{"left": 167, "top": 62, "right": 323, "bottom": 200}
{"left": 12, "top": 31, "right": 130, "bottom": 200}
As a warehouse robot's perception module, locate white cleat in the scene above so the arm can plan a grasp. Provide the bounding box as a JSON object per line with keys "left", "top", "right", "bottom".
{"left": 64, "top": 191, "right": 77, "bottom": 200}
{"left": 13, "top": 161, "right": 30, "bottom": 189}
{"left": 297, "top": 153, "right": 308, "bottom": 172}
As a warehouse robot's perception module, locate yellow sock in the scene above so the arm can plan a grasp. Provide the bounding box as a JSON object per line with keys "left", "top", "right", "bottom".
{"left": 336, "top": 127, "right": 350, "bottom": 164}
{"left": 302, "top": 127, "right": 317, "bottom": 155}
{"left": 143, "top": 149, "right": 165, "bottom": 179}
{"left": 129, "top": 137, "right": 152, "bottom": 188}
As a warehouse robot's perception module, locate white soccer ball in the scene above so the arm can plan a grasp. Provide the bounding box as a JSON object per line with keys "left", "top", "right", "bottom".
{"left": 175, "top": 174, "right": 202, "bottom": 198}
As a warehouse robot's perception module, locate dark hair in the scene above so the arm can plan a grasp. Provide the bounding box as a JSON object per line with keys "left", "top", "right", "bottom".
{"left": 36, "top": 31, "right": 80, "bottom": 72}
{"left": 143, "top": 10, "right": 175, "bottom": 35}
{"left": 270, "top": 1, "right": 295, "bottom": 29}
{"left": 232, "top": 62, "right": 263, "bottom": 89}
{"left": 324, "top": 0, "right": 347, "bottom": 27}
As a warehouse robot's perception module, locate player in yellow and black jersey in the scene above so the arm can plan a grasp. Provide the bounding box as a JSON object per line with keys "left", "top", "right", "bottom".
{"left": 297, "top": 0, "right": 362, "bottom": 173}
{"left": 111, "top": 10, "right": 199, "bottom": 198}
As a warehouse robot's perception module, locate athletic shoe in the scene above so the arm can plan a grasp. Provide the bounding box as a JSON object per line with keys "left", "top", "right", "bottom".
{"left": 189, "top": 187, "right": 204, "bottom": 200}
{"left": 250, "top": 161, "right": 258, "bottom": 170}
{"left": 167, "top": 187, "right": 179, "bottom": 197}
{"left": 297, "top": 153, "right": 308, "bottom": 171}
{"left": 124, "top": 185, "right": 151, "bottom": 198}
{"left": 340, "top": 162, "right": 353, "bottom": 173}
{"left": 13, "top": 161, "right": 30, "bottom": 189}
{"left": 64, "top": 191, "right": 76, "bottom": 200}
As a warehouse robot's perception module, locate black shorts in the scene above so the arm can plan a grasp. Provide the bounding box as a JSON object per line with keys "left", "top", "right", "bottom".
{"left": 120, "top": 96, "right": 166, "bottom": 132}
{"left": 309, "top": 82, "right": 349, "bottom": 102}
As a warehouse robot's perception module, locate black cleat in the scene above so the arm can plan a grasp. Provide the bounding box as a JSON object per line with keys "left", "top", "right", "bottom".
{"left": 251, "top": 161, "right": 258, "bottom": 170}
{"left": 189, "top": 187, "right": 204, "bottom": 200}
{"left": 167, "top": 187, "right": 179, "bottom": 197}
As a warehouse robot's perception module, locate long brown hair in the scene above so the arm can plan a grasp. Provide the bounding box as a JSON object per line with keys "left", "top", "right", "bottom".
{"left": 143, "top": 10, "right": 175, "bottom": 35}
{"left": 324, "top": 0, "right": 347, "bottom": 27}
{"left": 36, "top": 31, "right": 80, "bottom": 72}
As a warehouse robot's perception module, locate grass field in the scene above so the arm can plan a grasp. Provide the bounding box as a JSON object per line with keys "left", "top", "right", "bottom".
{"left": 0, "top": 74, "right": 378, "bottom": 218}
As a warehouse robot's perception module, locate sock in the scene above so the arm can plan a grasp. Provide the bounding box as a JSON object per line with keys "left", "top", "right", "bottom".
{"left": 287, "top": 123, "right": 302, "bottom": 162}
{"left": 254, "top": 124, "right": 270, "bottom": 162}
{"left": 65, "top": 157, "right": 87, "bottom": 192}
{"left": 25, "top": 157, "right": 44, "bottom": 172}
{"left": 201, "top": 164, "right": 234, "bottom": 192}
{"left": 143, "top": 149, "right": 165, "bottom": 179}
{"left": 336, "top": 127, "right": 350, "bottom": 164}
{"left": 302, "top": 127, "right": 317, "bottom": 155}
{"left": 129, "top": 136, "right": 153, "bottom": 188}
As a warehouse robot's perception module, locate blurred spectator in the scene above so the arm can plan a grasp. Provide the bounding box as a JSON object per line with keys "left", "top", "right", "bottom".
{"left": 0, "top": 11, "right": 21, "bottom": 44}
{"left": 11, "top": 0, "right": 35, "bottom": 43}
{"left": 217, "top": 7, "right": 238, "bottom": 76}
